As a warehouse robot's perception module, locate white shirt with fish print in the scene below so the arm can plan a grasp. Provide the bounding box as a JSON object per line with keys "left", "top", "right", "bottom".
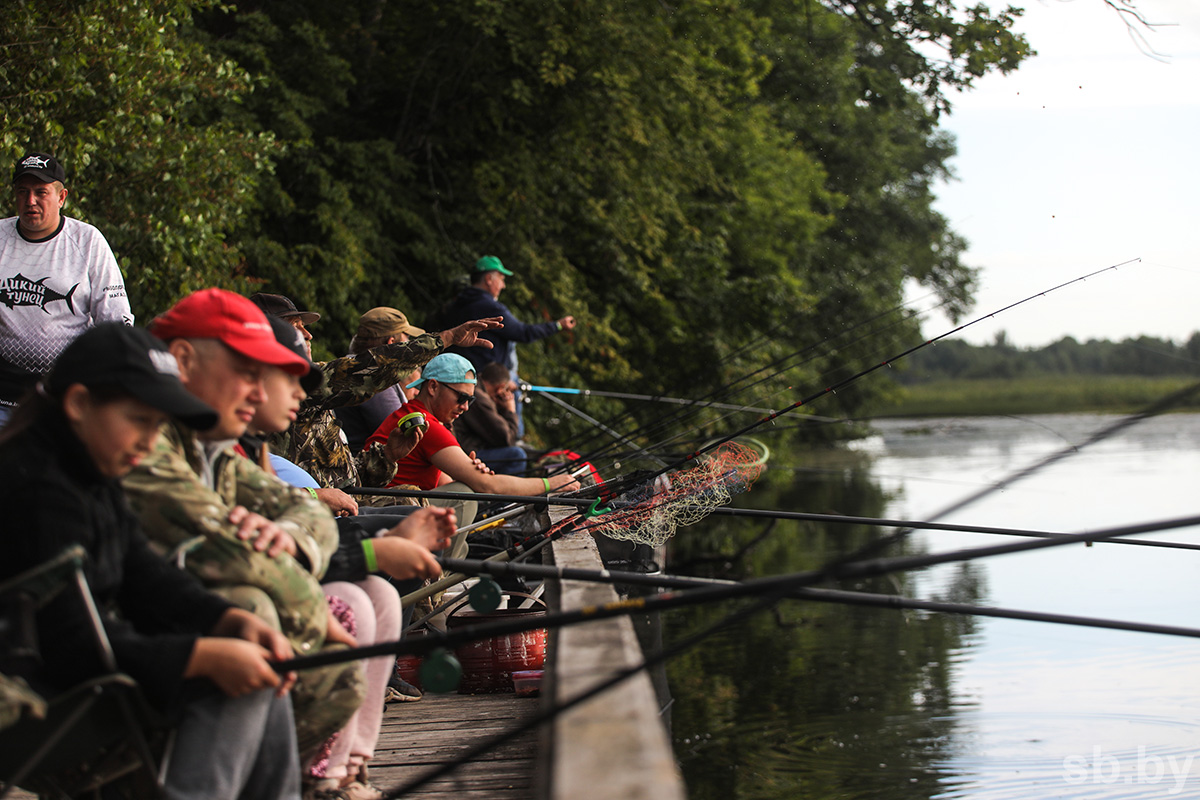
{"left": 0, "top": 216, "right": 133, "bottom": 399}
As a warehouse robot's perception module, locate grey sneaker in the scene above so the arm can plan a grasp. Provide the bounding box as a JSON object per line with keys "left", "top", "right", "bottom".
{"left": 384, "top": 673, "right": 422, "bottom": 703}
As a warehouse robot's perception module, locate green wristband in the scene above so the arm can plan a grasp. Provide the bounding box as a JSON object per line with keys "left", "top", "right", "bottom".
{"left": 542, "top": 477, "right": 550, "bottom": 492}
{"left": 305, "top": 487, "right": 318, "bottom": 499}
{"left": 362, "top": 538, "right": 378, "bottom": 572}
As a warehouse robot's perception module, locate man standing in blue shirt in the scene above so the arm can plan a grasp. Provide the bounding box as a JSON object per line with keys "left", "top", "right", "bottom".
{"left": 440, "top": 255, "right": 575, "bottom": 437}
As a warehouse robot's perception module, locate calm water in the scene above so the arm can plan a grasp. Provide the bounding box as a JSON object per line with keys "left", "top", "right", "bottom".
{"left": 667, "top": 413, "right": 1200, "bottom": 800}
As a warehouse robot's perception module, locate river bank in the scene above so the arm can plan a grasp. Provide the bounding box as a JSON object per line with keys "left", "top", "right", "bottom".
{"left": 887, "top": 374, "right": 1200, "bottom": 417}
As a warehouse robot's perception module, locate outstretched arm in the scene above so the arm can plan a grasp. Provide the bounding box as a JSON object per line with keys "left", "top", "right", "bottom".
{"left": 430, "top": 444, "right": 579, "bottom": 496}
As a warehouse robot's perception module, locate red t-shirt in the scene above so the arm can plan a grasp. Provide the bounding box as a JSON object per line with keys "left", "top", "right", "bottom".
{"left": 366, "top": 398, "right": 460, "bottom": 490}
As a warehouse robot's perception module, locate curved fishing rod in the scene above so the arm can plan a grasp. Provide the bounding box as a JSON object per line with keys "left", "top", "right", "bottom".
{"left": 274, "top": 509, "right": 1200, "bottom": 674}
{"left": 558, "top": 303, "right": 914, "bottom": 470}
{"left": 642, "top": 259, "right": 1138, "bottom": 483}
{"left": 548, "top": 293, "right": 934, "bottom": 471}
{"left": 439, "top": 556, "right": 1200, "bottom": 640}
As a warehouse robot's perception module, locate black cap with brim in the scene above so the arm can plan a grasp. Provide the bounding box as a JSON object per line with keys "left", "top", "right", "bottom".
{"left": 13, "top": 152, "right": 67, "bottom": 185}
{"left": 47, "top": 324, "right": 218, "bottom": 430}
{"left": 266, "top": 315, "right": 324, "bottom": 394}
{"left": 249, "top": 292, "right": 321, "bottom": 325}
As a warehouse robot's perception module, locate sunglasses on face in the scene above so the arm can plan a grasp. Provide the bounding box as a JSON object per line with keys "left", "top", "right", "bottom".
{"left": 441, "top": 385, "right": 475, "bottom": 406}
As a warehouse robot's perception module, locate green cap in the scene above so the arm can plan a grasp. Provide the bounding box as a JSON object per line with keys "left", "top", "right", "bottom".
{"left": 474, "top": 255, "right": 513, "bottom": 276}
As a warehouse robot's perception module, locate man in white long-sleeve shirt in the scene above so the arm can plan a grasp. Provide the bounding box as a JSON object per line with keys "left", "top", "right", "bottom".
{"left": 0, "top": 151, "right": 133, "bottom": 424}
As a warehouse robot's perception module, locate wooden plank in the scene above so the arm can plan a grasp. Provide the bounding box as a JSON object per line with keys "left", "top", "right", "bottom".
{"left": 368, "top": 690, "right": 539, "bottom": 797}
{"left": 544, "top": 517, "right": 687, "bottom": 800}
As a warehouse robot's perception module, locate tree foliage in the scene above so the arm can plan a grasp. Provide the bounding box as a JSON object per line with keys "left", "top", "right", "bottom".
{"left": 3, "top": 0, "right": 1034, "bottom": 442}
{"left": 901, "top": 332, "right": 1200, "bottom": 381}
{"left": 0, "top": 0, "right": 274, "bottom": 318}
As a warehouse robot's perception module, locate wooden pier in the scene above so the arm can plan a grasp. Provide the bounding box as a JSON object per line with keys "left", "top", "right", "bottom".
{"left": 370, "top": 691, "right": 539, "bottom": 798}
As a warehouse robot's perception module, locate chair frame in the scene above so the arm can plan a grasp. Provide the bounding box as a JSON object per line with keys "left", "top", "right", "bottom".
{"left": 0, "top": 546, "right": 168, "bottom": 799}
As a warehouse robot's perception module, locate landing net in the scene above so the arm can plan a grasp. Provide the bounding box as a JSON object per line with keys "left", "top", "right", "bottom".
{"left": 591, "top": 441, "right": 764, "bottom": 547}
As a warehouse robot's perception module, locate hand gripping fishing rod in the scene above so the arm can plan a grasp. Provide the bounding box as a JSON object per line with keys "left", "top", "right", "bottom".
{"left": 646, "top": 259, "right": 1139, "bottom": 481}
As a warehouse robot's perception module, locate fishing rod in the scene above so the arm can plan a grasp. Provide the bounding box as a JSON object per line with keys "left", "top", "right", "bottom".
{"left": 439, "top": 556, "right": 1200, "bottom": 640}
{"left": 274, "top": 508, "right": 1200, "bottom": 673}
{"left": 532, "top": 388, "right": 669, "bottom": 467}
{"left": 700, "top": 506, "right": 1200, "bottom": 552}
{"left": 384, "top": 580, "right": 783, "bottom": 798}
{"left": 835, "top": 376, "right": 1200, "bottom": 566}
{"left": 645, "top": 259, "right": 1138, "bottom": 481}
{"left": 550, "top": 293, "right": 933, "bottom": 471}
{"left": 524, "top": 383, "right": 776, "bottom": 414}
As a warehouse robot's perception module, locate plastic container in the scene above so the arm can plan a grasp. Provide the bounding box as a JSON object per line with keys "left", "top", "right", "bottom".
{"left": 511, "top": 669, "right": 543, "bottom": 697}
{"left": 447, "top": 593, "right": 546, "bottom": 694}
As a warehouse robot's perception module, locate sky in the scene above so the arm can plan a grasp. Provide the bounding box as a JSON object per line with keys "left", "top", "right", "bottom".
{"left": 914, "top": 0, "right": 1200, "bottom": 347}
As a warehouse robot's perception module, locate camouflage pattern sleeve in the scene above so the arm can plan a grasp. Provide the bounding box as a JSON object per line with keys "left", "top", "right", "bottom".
{"left": 356, "top": 441, "right": 398, "bottom": 488}
{"left": 120, "top": 423, "right": 331, "bottom": 656}
{"left": 227, "top": 452, "right": 338, "bottom": 578}
{"left": 310, "top": 332, "right": 445, "bottom": 410}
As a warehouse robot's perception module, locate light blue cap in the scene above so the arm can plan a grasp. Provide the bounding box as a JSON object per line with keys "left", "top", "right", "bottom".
{"left": 407, "top": 353, "right": 477, "bottom": 389}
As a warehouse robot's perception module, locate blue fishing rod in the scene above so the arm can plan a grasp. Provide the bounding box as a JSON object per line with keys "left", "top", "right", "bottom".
{"left": 547, "top": 293, "right": 936, "bottom": 472}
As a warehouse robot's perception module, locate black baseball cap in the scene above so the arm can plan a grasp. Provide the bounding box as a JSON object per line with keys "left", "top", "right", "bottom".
{"left": 13, "top": 152, "right": 67, "bottom": 185}
{"left": 266, "top": 315, "right": 324, "bottom": 394}
{"left": 249, "top": 292, "right": 320, "bottom": 325}
{"left": 46, "top": 323, "right": 218, "bottom": 430}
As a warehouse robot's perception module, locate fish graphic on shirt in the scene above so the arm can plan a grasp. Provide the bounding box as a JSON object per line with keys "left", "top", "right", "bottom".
{"left": 0, "top": 273, "right": 78, "bottom": 314}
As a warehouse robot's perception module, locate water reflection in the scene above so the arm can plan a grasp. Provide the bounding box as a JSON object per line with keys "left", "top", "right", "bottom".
{"left": 665, "top": 413, "right": 1200, "bottom": 799}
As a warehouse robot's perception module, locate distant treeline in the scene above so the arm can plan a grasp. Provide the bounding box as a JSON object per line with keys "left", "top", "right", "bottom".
{"left": 899, "top": 332, "right": 1200, "bottom": 383}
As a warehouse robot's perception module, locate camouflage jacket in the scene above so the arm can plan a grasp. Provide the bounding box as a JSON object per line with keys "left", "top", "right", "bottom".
{"left": 122, "top": 421, "right": 338, "bottom": 654}
{"left": 267, "top": 332, "right": 445, "bottom": 490}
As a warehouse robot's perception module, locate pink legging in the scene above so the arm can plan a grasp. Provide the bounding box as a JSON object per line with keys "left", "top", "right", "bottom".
{"left": 321, "top": 576, "right": 402, "bottom": 781}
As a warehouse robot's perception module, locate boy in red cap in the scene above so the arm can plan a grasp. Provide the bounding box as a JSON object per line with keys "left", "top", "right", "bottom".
{"left": 121, "top": 289, "right": 366, "bottom": 769}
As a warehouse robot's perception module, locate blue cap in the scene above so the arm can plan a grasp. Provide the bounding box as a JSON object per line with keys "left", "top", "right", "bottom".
{"left": 407, "top": 353, "right": 477, "bottom": 389}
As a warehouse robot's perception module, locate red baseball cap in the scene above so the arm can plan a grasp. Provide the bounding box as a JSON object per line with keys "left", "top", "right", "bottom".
{"left": 149, "top": 288, "right": 311, "bottom": 376}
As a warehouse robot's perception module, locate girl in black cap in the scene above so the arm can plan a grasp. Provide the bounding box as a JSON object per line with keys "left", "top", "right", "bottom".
{"left": 0, "top": 323, "right": 303, "bottom": 800}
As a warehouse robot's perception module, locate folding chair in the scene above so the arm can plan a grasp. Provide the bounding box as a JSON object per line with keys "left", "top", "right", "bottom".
{"left": 0, "top": 546, "right": 169, "bottom": 799}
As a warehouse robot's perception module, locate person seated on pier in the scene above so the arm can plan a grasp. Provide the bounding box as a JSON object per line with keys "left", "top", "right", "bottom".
{"left": 248, "top": 293, "right": 500, "bottom": 512}
{"left": 119, "top": 289, "right": 366, "bottom": 772}
{"left": 366, "top": 354, "right": 580, "bottom": 555}
{"left": 242, "top": 314, "right": 454, "bottom": 798}
{"left": 0, "top": 323, "right": 302, "bottom": 799}
{"left": 454, "top": 362, "right": 526, "bottom": 476}
{"left": 336, "top": 307, "right": 428, "bottom": 453}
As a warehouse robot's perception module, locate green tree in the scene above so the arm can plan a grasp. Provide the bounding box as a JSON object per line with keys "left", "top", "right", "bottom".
{"left": 0, "top": 0, "right": 274, "bottom": 320}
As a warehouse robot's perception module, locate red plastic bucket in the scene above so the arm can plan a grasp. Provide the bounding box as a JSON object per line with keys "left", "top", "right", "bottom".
{"left": 447, "top": 594, "right": 546, "bottom": 694}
